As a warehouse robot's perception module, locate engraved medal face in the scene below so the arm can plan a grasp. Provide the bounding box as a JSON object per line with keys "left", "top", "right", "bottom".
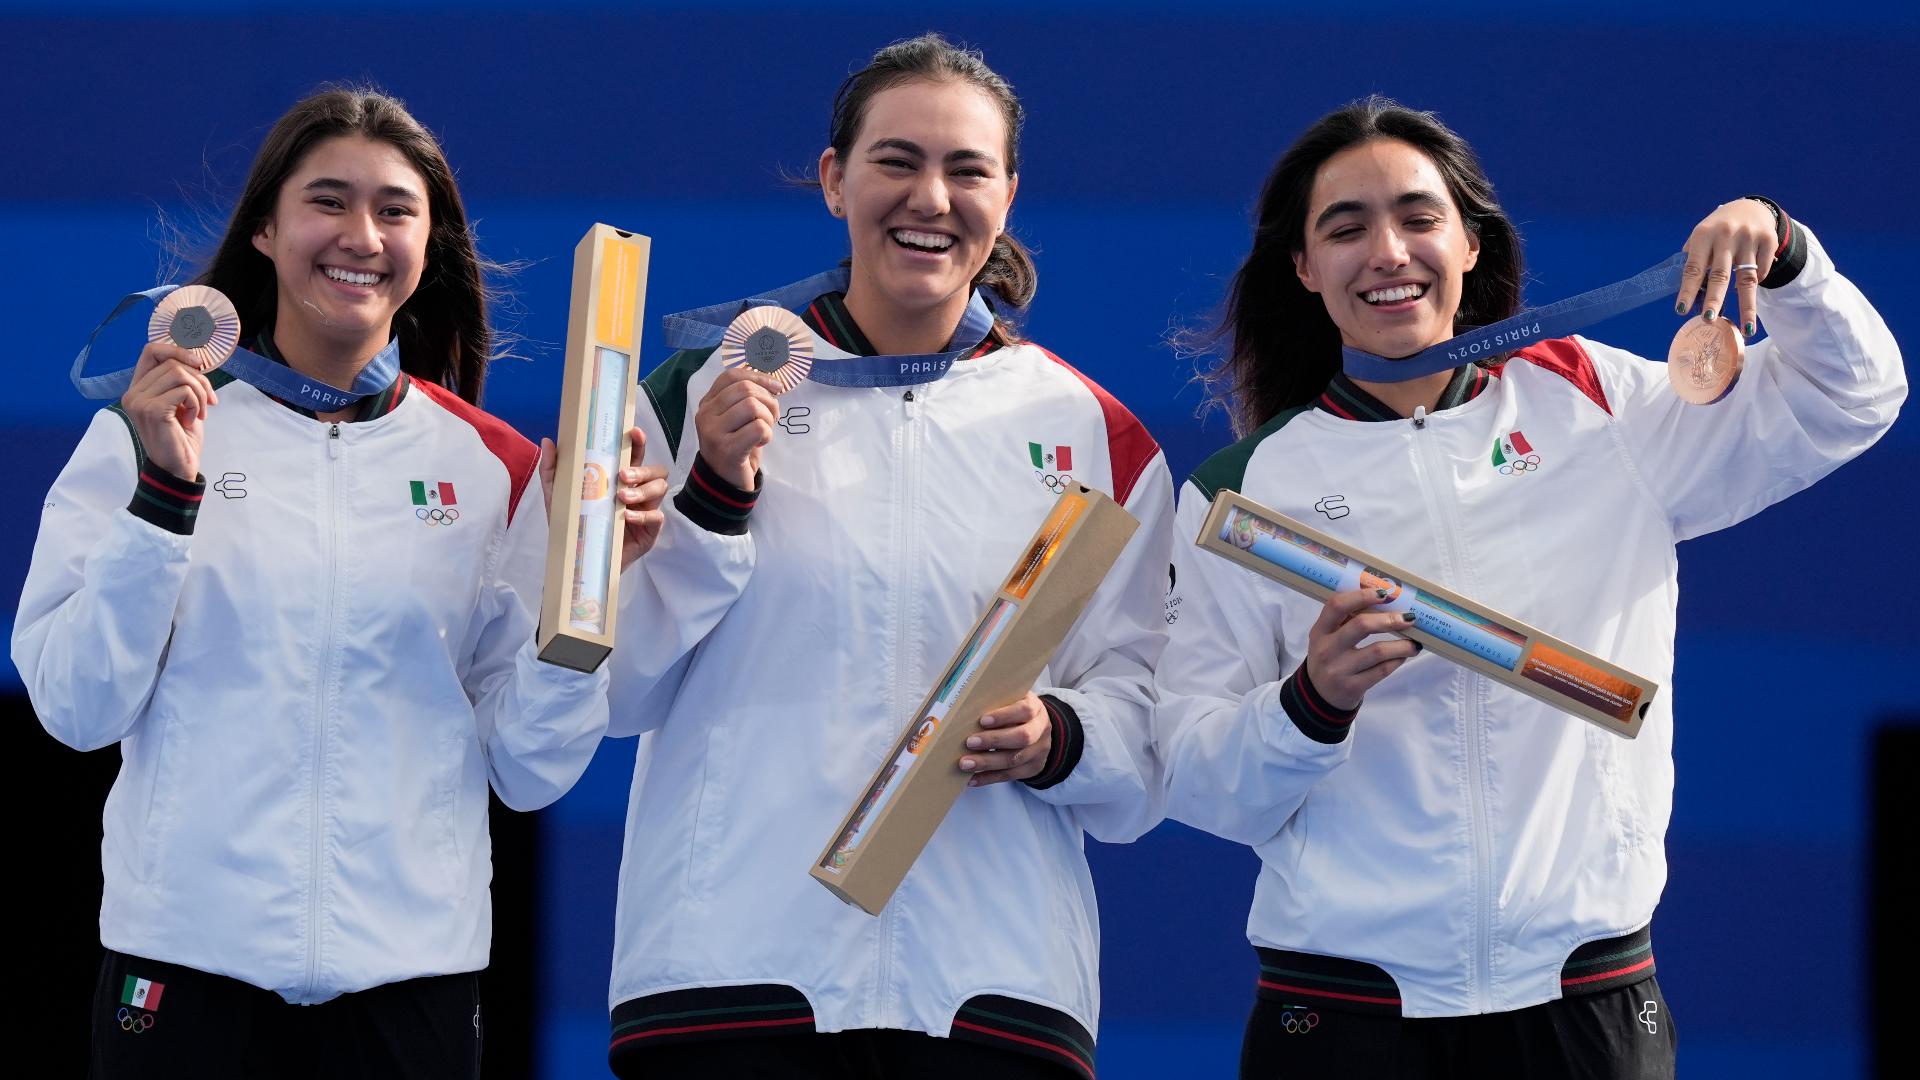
{"left": 719, "top": 306, "right": 814, "bottom": 394}
{"left": 149, "top": 285, "right": 240, "bottom": 372}
{"left": 1666, "top": 316, "right": 1745, "bottom": 405}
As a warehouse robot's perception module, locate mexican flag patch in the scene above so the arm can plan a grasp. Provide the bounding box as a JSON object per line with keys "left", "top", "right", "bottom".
{"left": 1028, "top": 443, "right": 1072, "bottom": 471}
{"left": 410, "top": 480, "right": 458, "bottom": 506}
{"left": 122, "top": 975, "right": 165, "bottom": 1011}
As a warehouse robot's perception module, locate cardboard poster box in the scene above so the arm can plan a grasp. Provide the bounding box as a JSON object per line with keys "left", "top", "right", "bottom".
{"left": 812, "top": 485, "right": 1139, "bottom": 914}
{"left": 538, "top": 224, "right": 650, "bottom": 673}
{"left": 1197, "top": 489, "right": 1655, "bottom": 738}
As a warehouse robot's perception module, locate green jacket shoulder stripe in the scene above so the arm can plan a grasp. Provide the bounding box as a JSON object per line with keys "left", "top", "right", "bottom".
{"left": 641, "top": 347, "right": 717, "bottom": 461}
{"left": 1187, "top": 404, "right": 1311, "bottom": 501}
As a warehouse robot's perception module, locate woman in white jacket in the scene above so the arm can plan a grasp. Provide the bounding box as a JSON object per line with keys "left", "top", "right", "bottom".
{"left": 1155, "top": 96, "right": 1902, "bottom": 1079}
{"left": 601, "top": 34, "right": 1173, "bottom": 1080}
{"left": 14, "top": 87, "right": 746, "bottom": 1078}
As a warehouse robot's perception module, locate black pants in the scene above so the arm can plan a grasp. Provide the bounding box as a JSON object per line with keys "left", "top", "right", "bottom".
{"left": 1240, "top": 975, "right": 1677, "bottom": 1080}
{"left": 613, "top": 1027, "right": 1081, "bottom": 1080}
{"left": 90, "top": 949, "right": 483, "bottom": 1080}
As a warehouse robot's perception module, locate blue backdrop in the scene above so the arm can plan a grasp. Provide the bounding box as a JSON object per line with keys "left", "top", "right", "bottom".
{"left": 4, "top": 2, "right": 1913, "bottom": 1076}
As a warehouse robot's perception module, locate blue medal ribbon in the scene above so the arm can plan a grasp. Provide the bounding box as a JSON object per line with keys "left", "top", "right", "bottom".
{"left": 660, "top": 267, "right": 1001, "bottom": 388}
{"left": 73, "top": 285, "right": 400, "bottom": 412}
{"left": 1340, "top": 252, "right": 1688, "bottom": 383}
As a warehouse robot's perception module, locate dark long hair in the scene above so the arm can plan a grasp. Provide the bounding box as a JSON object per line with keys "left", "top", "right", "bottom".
{"left": 826, "top": 33, "right": 1035, "bottom": 346}
{"left": 195, "top": 86, "right": 495, "bottom": 404}
{"left": 1203, "top": 96, "right": 1523, "bottom": 435}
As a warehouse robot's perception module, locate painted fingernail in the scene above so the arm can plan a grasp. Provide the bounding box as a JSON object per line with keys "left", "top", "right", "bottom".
{"left": 960, "top": 757, "right": 976, "bottom": 771}
{"left": 1412, "top": 641, "right": 1424, "bottom": 652}
{"left": 1675, "top": 300, "right": 1688, "bottom": 314}
{"left": 1375, "top": 588, "right": 1389, "bottom": 599}
{"left": 1704, "top": 308, "right": 1716, "bottom": 322}
{"left": 966, "top": 736, "right": 983, "bottom": 750}
{"left": 1745, "top": 321, "right": 1756, "bottom": 337}
{"left": 1401, "top": 612, "right": 1416, "bottom": 623}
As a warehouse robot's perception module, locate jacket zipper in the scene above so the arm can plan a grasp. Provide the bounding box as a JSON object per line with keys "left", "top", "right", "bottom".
{"left": 1406, "top": 405, "right": 1497, "bottom": 1012}
{"left": 305, "top": 421, "right": 344, "bottom": 997}
{"left": 877, "top": 386, "right": 922, "bottom": 1025}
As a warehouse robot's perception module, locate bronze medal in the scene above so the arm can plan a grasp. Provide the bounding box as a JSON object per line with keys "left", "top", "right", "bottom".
{"left": 719, "top": 306, "right": 813, "bottom": 394}
{"left": 149, "top": 285, "right": 240, "bottom": 372}
{"left": 1666, "top": 316, "right": 1744, "bottom": 405}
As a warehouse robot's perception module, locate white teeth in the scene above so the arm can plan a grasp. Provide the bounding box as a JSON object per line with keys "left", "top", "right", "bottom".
{"left": 1364, "top": 284, "right": 1425, "bottom": 304}
{"left": 891, "top": 229, "right": 954, "bottom": 251}
{"left": 323, "top": 267, "right": 381, "bottom": 286}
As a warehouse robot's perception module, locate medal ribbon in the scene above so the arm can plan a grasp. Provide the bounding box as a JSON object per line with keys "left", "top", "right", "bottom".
{"left": 1341, "top": 252, "right": 1688, "bottom": 383}
{"left": 73, "top": 285, "right": 400, "bottom": 411}
{"left": 660, "top": 267, "right": 1001, "bottom": 388}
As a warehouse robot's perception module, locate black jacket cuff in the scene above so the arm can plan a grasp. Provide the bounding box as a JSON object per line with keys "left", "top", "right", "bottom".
{"left": 1279, "top": 664, "right": 1358, "bottom": 745}
{"left": 673, "top": 453, "right": 760, "bottom": 535}
{"left": 1023, "top": 694, "right": 1086, "bottom": 790}
{"left": 127, "top": 462, "right": 205, "bottom": 535}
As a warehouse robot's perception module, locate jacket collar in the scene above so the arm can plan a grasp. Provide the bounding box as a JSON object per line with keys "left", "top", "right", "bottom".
{"left": 1313, "top": 362, "right": 1496, "bottom": 422}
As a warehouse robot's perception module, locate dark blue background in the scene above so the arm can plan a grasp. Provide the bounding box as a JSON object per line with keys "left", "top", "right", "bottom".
{"left": 4, "top": 3, "right": 1913, "bottom": 1076}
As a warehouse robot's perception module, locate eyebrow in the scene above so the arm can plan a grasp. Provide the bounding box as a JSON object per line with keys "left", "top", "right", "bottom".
{"left": 303, "top": 177, "right": 423, "bottom": 203}
{"left": 864, "top": 137, "right": 1002, "bottom": 169}
{"left": 1313, "top": 190, "right": 1450, "bottom": 232}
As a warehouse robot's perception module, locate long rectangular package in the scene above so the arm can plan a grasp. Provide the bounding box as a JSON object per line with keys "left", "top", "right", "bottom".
{"left": 1197, "top": 489, "right": 1655, "bottom": 738}
{"left": 538, "top": 224, "right": 650, "bottom": 672}
{"left": 811, "top": 485, "right": 1140, "bottom": 914}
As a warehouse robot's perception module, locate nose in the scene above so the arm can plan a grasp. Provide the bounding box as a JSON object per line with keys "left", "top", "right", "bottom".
{"left": 905, "top": 169, "right": 950, "bottom": 218}
{"left": 338, "top": 210, "right": 382, "bottom": 257}
{"left": 1368, "top": 225, "right": 1409, "bottom": 272}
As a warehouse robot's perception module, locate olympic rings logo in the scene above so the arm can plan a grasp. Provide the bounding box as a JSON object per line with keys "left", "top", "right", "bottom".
{"left": 116, "top": 1007, "right": 156, "bottom": 1033}
{"left": 1037, "top": 471, "right": 1074, "bottom": 495}
{"left": 1497, "top": 454, "right": 1542, "bottom": 476}
{"left": 1279, "top": 1009, "right": 1319, "bottom": 1034}
{"left": 416, "top": 507, "right": 461, "bottom": 526}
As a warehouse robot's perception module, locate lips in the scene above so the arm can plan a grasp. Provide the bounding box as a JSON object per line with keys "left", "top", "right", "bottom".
{"left": 321, "top": 265, "right": 385, "bottom": 287}
{"left": 890, "top": 228, "right": 955, "bottom": 253}
{"left": 1362, "top": 282, "right": 1427, "bottom": 305}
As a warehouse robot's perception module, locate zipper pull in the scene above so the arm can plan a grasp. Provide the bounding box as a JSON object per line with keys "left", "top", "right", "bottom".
{"left": 902, "top": 388, "right": 919, "bottom": 418}
{"left": 1412, "top": 405, "right": 1427, "bottom": 430}
{"left": 328, "top": 421, "right": 342, "bottom": 458}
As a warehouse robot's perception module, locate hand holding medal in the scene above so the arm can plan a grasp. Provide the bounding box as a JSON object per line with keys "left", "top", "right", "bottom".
{"left": 692, "top": 306, "right": 801, "bottom": 491}
{"left": 120, "top": 285, "right": 240, "bottom": 479}
{"left": 1667, "top": 199, "right": 1779, "bottom": 405}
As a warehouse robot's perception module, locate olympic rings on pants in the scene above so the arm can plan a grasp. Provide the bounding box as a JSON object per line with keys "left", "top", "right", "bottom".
{"left": 116, "top": 1006, "right": 156, "bottom": 1033}
{"left": 1280, "top": 1009, "right": 1320, "bottom": 1034}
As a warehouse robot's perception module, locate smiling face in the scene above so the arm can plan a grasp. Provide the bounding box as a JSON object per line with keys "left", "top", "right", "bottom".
{"left": 251, "top": 134, "right": 430, "bottom": 355}
{"left": 1292, "top": 138, "right": 1480, "bottom": 359}
{"left": 819, "top": 77, "right": 1018, "bottom": 332}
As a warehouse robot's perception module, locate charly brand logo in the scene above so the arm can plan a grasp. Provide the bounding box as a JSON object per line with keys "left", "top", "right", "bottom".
{"left": 213, "top": 471, "right": 247, "bottom": 499}
{"left": 118, "top": 975, "right": 165, "bottom": 1033}
{"left": 777, "top": 405, "right": 812, "bottom": 435}
{"left": 411, "top": 480, "right": 460, "bottom": 526}
{"left": 1313, "top": 495, "right": 1350, "bottom": 520}
{"left": 1029, "top": 441, "right": 1074, "bottom": 494}
{"left": 1164, "top": 562, "right": 1183, "bottom": 625}
{"left": 1638, "top": 999, "right": 1659, "bottom": 1035}
{"left": 1491, "top": 430, "right": 1541, "bottom": 476}
{"left": 1279, "top": 1005, "right": 1320, "bottom": 1034}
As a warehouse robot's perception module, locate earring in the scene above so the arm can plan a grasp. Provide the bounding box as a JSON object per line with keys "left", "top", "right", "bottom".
{"left": 832, "top": 205, "right": 844, "bottom": 217}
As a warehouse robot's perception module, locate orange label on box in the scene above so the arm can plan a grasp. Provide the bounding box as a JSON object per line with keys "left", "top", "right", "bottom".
{"left": 594, "top": 236, "right": 642, "bottom": 351}
{"left": 1003, "top": 494, "right": 1087, "bottom": 599}
{"left": 1521, "top": 643, "right": 1643, "bottom": 724}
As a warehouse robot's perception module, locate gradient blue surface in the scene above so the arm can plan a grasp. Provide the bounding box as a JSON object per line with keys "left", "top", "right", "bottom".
{"left": 3, "top": 4, "right": 1912, "bottom": 1077}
